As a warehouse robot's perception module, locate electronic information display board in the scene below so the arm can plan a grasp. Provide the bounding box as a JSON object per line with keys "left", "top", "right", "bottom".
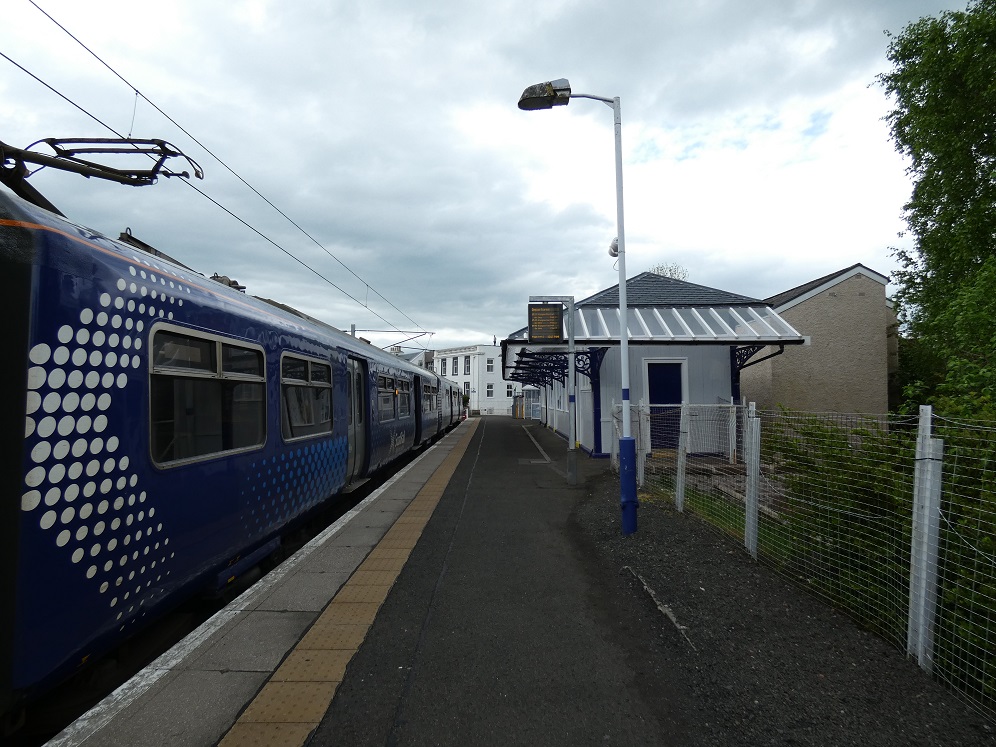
{"left": 528, "top": 303, "right": 563, "bottom": 344}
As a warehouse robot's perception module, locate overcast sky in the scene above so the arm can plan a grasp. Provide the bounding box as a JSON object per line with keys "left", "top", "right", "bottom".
{"left": 1, "top": 0, "right": 968, "bottom": 352}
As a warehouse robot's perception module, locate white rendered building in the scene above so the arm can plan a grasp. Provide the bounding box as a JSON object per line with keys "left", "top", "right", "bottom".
{"left": 433, "top": 344, "right": 520, "bottom": 415}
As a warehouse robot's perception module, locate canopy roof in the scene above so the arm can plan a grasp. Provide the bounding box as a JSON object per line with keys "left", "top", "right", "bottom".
{"left": 502, "top": 273, "right": 805, "bottom": 384}
{"left": 508, "top": 303, "right": 801, "bottom": 344}
{"left": 506, "top": 273, "right": 804, "bottom": 345}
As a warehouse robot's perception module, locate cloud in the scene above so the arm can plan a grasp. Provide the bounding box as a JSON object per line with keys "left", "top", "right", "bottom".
{"left": 1, "top": 0, "right": 969, "bottom": 351}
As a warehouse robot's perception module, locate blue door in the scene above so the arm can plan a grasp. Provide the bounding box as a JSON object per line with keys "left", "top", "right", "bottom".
{"left": 648, "top": 363, "right": 682, "bottom": 449}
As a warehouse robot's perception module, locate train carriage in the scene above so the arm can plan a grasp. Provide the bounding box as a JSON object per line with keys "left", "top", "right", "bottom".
{"left": 0, "top": 185, "right": 458, "bottom": 718}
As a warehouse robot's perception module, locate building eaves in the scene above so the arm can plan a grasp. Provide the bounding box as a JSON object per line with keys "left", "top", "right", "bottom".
{"left": 764, "top": 263, "right": 888, "bottom": 309}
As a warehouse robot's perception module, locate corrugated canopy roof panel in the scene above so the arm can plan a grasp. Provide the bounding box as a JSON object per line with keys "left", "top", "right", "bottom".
{"left": 510, "top": 304, "right": 803, "bottom": 344}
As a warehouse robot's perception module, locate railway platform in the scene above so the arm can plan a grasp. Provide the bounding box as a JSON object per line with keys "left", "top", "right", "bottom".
{"left": 46, "top": 415, "right": 679, "bottom": 747}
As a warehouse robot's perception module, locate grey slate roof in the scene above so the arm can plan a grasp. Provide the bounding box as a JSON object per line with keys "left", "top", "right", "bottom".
{"left": 578, "top": 271, "right": 760, "bottom": 308}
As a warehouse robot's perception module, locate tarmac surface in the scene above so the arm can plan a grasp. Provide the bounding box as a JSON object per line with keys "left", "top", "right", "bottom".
{"left": 313, "top": 415, "right": 686, "bottom": 746}
{"left": 47, "top": 415, "right": 996, "bottom": 746}
{"left": 313, "top": 415, "right": 996, "bottom": 746}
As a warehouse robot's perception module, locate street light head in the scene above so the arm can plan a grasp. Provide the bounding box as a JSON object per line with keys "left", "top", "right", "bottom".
{"left": 517, "top": 78, "right": 571, "bottom": 110}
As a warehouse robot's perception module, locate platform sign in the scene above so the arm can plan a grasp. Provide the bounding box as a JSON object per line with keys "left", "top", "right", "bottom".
{"left": 528, "top": 303, "right": 563, "bottom": 344}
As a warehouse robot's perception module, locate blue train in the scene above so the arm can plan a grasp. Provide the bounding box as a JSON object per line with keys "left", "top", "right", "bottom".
{"left": 0, "top": 179, "right": 461, "bottom": 720}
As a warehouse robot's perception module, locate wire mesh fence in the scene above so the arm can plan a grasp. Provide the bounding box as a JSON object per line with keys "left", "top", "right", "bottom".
{"left": 755, "top": 409, "right": 917, "bottom": 650}
{"left": 631, "top": 403, "right": 996, "bottom": 722}
{"left": 931, "top": 415, "right": 996, "bottom": 715}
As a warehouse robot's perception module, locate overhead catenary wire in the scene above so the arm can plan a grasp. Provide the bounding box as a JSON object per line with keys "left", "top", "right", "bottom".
{"left": 17, "top": 0, "right": 431, "bottom": 346}
{"left": 2, "top": 49, "right": 393, "bottom": 328}
{"left": 182, "top": 180, "right": 406, "bottom": 330}
{"left": 27, "top": 0, "right": 428, "bottom": 341}
{"left": 1, "top": 49, "right": 120, "bottom": 137}
{"left": 3, "top": 52, "right": 403, "bottom": 336}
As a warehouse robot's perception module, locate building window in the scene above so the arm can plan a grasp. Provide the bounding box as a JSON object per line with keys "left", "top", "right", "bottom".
{"left": 464, "top": 356, "right": 470, "bottom": 375}
{"left": 507, "top": 384, "right": 514, "bottom": 398}
{"left": 150, "top": 328, "right": 265, "bottom": 465}
{"left": 281, "top": 354, "right": 332, "bottom": 440}
{"left": 486, "top": 383, "right": 494, "bottom": 398}
{"left": 486, "top": 358, "right": 494, "bottom": 373}
{"left": 452, "top": 357, "right": 458, "bottom": 374}
{"left": 464, "top": 381, "right": 470, "bottom": 396}
{"left": 440, "top": 358, "right": 447, "bottom": 377}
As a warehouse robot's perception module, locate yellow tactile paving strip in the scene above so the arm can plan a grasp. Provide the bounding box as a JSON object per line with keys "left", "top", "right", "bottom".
{"left": 219, "top": 419, "right": 480, "bottom": 747}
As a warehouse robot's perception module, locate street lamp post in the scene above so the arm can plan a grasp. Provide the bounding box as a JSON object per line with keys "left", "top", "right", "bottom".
{"left": 518, "top": 78, "right": 638, "bottom": 535}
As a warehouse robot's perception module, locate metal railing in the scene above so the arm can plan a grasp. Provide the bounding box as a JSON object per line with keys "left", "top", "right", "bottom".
{"left": 634, "top": 403, "right": 996, "bottom": 721}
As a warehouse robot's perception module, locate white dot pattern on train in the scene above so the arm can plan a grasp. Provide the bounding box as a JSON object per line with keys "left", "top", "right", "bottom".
{"left": 20, "top": 251, "right": 354, "bottom": 636}
{"left": 20, "top": 258, "right": 188, "bottom": 630}
{"left": 244, "top": 441, "right": 347, "bottom": 534}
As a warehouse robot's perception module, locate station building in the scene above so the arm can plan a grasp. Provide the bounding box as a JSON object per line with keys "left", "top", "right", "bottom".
{"left": 501, "top": 272, "right": 806, "bottom": 456}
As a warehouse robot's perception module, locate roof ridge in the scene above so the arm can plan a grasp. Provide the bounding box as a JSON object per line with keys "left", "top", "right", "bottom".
{"left": 578, "top": 271, "right": 759, "bottom": 307}
{"left": 764, "top": 263, "right": 887, "bottom": 307}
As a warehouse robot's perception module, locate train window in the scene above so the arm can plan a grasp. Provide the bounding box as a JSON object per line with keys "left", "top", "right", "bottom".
{"left": 150, "top": 328, "right": 265, "bottom": 465}
{"left": 421, "top": 384, "right": 435, "bottom": 412}
{"left": 282, "top": 357, "right": 308, "bottom": 381}
{"left": 153, "top": 331, "right": 215, "bottom": 372}
{"left": 398, "top": 380, "right": 411, "bottom": 417}
{"left": 281, "top": 355, "right": 333, "bottom": 440}
{"left": 224, "top": 345, "right": 263, "bottom": 377}
{"left": 311, "top": 363, "right": 332, "bottom": 385}
{"left": 378, "top": 376, "right": 396, "bottom": 422}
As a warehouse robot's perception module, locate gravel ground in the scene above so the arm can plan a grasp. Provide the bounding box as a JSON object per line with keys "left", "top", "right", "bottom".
{"left": 569, "top": 470, "right": 996, "bottom": 747}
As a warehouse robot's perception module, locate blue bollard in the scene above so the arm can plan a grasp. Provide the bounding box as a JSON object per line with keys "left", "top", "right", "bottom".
{"left": 619, "top": 436, "right": 638, "bottom": 535}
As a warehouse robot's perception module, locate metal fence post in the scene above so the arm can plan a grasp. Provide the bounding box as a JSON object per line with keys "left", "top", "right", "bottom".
{"left": 675, "top": 403, "right": 688, "bottom": 511}
{"left": 609, "top": 399, "right": 617, "bottom": 469}
{"left": 907, "top": 404, "right": 944, "bottom": 672}
{"left": 744, "top": 402, "right": 760, "bottom": 559}
{"left": 637, "top": 400, "right": 648, "bottom": 487}
{"left": 728, "top": 401, "right": 737, "bottom": 464}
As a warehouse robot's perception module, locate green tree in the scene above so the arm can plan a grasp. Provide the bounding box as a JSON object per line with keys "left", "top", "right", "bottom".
{"left": 931, "top": 254, "right": 996, "bottom": 413}
{"left": 890, "top": 334, "right": 945, "bottom": 412}
{"left": 879, "top": 0, "right": 996, "bottom": 409}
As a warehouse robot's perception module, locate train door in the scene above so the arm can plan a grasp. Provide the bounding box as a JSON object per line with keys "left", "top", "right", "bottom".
{"left": 413, "top": 375, "right": 424, "bottom": 444}
{"left": 347, "top": 358, "right": 368, "bottom": 482}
